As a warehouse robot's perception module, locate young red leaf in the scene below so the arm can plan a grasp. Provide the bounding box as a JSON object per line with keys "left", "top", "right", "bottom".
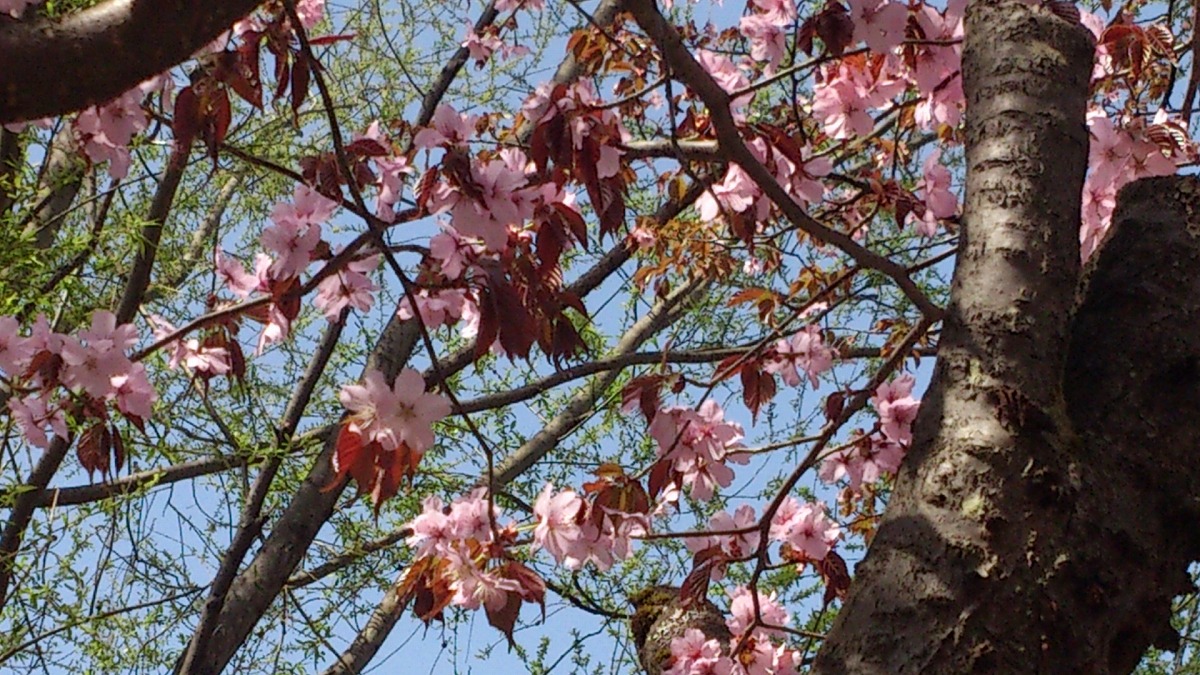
{"left": 484, "top": 591, "right": 524, "bottom": 648}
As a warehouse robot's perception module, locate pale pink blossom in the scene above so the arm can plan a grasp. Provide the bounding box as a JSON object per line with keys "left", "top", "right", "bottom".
{"left": 873, "top": 374, "right": 920, "bottom": 443}
{"left": 0, "top": 316, "right": 34, "bottom": 375}
{"left": 532, "top": 483, "right": 586, "bottom": 565}
{"left": 0, "top": 0, "right": 39, "bottom": 17}
{"left": 687, "top": 504, "right": 760, "bottom": 563}
{"left": 763, "top": 325, "right": 836, "bottom": 388}
{"left": 726, "top": 586, "right": 790, "bottom": 637}
{"left": 338, "top": 368, "right": 451, "bottom": 453}
{"left": 406, "top": 496, "right": 454, "bottom": 557}
{"left": 649, "top": 401, "right": 747, "bottom": 501}
{"left": 665, "top": 629, "right": 728, "bottom": 675}
{"left": 413, "top": 105, "right": 477, "bottom": 149}
{"left": 112, "top": 363, "right": 155, "bottom": 420}
{"left": 396, "top": 288, "right": 471, "bottom": 329}
{"left": 10, "top": 395, "right": 68, "bottom": 449}
{"left": 314, "top": 254, "right": 378, "bottom": 320}
{"left": 462, "top": 26, "right": 504, "bottom": 64}
{"left": 768, "top": 497, "right": 840, "bottom": 562}
{"left": 847, "top": 0, "right": 908, "bottom": 53}
{"left": 375, "top": 155, "right": 414, "bottom": 223}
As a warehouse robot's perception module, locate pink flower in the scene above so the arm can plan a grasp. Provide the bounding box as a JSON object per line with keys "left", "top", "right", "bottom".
{"left": 214, "top": 247, "right": 266, "bottom": 298}
{"left": 406, "top": 496, "right": 453, "bottom": 557}
{"left": 848, "top": 0, "right": 908, "bottom": 53}
{"left": 532, "top": 483, "right": 586, "bottom": 565}
{"left": 873, "top": 374, "right": 920, "bottom": 443}
{"left": 696, "top": 164, "right": 763, "bottom": 223}
{"left": 112, "top": 363, "right": 155, "bottom": 419}
{"left": 149, "top": 314, "right": 231, "bottom": 377}
{"left": 0, "top": 316, "right": 34, "bottom": 375}
{"left": 726, "top": 586, "right": 790, "bottom": 638}
{"left": 60, "top": 311, "right": 138, "bottom": 399}
{"left": 9, "top": 395, "right": 68, "bottom": 449}
{"left": 649, "top": 401, "right": 746, "bottom": 501}
{"left": 462, "top": 26, "right": 504, "bottom": 65}
{"left": 763, "top": 325, "right": 836, "bottom": 389}
{"left": 447, "top": 553, "right": 520, "bottom": 612}
{"left": 665, "top": 628, "right": 728, "bottom": 675}
{"left": 396, "top": 288, "right": 471, "bottom": 329}
{"left": 429, "top": 229, "right": 481, "bottom": 280}
{"left": 687, "top": 504, "right": 760, "bottom": 563}
{"left": 496, "top": 0, "right": 545, "bottom": 11}
{"left": 315, "top": 254, "right": 378, "bottom": 321}
{"left": 294, "top": 0, "right": 325, "bottom": 29}
{"left": 696, "top": 50, "right": 753, "bottom": 113}
{"left": 629, "top": 225, "right": 657, "bottom": 250}
{"left": 413, "top": 105, "right": 477, "bottom": 149}
{"left": 812, "top": 79, "right": 876, "bottom": 140}
{"left": 0, "top": 0, "right": 39, "bottom": 17}
{"left": 375, "top": 155, "right": 414, "bottom": 223}
{"left": 262, "top": 186, "right": 337, "bottom": 279}
{"left": 739, "top": 15, "right": 788, "bottom": 70}
{"left": 768, "top": 497, "right": 840, "bottom": 562}
{"left": 338, "top": 368, "right": 451, "bottom": 453}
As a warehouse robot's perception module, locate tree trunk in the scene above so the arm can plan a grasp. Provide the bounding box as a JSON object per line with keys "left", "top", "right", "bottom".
{"left": 815, "top": 2, "right": 1200, "bottom": 673}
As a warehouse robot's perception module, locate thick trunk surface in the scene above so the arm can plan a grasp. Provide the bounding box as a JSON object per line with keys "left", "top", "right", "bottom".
{"left": 816, "top": 2, "right": 1200, "bottom": 673}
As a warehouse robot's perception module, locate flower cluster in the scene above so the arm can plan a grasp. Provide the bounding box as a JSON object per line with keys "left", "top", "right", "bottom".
{"left": 762, "top": 325, "right": 837, "bottom": 389}
{"left": 1, "top": 312, "right": 155, "bottom": 458}
{"left": 531, "top": 483, "right": 646, "bottom": 570}
{"left": 665, "top": 587, "right": 804, "bottom": 675}
{"left": 649, "top": 400, "right": 748, "bottom": 501}
{"left": 820, "top": 374, "right": 921, "bottom": 495}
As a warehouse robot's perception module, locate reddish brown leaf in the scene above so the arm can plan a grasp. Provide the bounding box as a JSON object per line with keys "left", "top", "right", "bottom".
{"left": 110, "top": 424, "right": 126, "bottom": 473}
{"left": 813, "top": 2, "right": 855, "bottom": 57}
{"left": 647, "top": 459, "right": 674, "bottom": 502}
{"left": 76, "top": 423, "right": 110, "bottom": 478}
{"left": 680, "top": 547, "right": 726, "bottom": 604}
{"left": 740, "top": 362, "right": 776, "bottom": 423}
{"left": 172, "top": 86, "right": 201, "bottom": 151}
{"left": 824, "top": 390, "right": 846, "bottom": 423}
{"left": 308, "top": 32, "right": 357, "bottom": 46}
{"left": 485, "top": 591, "right": 525, "bottom": 648}
{"left": 816, "top": 550, "right": 851, "bottom": 605}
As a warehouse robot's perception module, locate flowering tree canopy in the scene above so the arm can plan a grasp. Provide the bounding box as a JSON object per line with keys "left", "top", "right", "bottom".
{"left": 1, "top": 0, "right": 1200, "bottom": 673}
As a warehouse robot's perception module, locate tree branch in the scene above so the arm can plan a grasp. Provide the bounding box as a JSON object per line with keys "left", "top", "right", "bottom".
{"left": 0, "top": 0, "right": 263, "bottom": 122}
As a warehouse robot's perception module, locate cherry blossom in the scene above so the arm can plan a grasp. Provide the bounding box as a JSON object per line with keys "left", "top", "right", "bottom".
{"left": 314, "top": 253, "right": 379, "bottom": 321}
{"left": 726, "top": 585, "right": 790, "bottom": 637}
{"left": 262, "top": 186, "right": 338, "bottom": 279}
{"left": 396, "top": 288, "right": 472, "bottom": 329}
{"left": 9, "top": 395, "right": 68, "bottom": 449}
{"left": 768, "top": 497, "right": 841, "bottom": 562}
{"left": 847, "top": 0, "right": 908, "bottom": 54}
{"left": 0, "top": 315, "right": 34, "bottom": 375}
{"left": 406, "top": 496, "right": 454, "bottom": 557}
{"left": 763, "top": 325, "right": 836, "bottom": 389}
{"left": 59, "top": 311, "right": 139, "bottom": 399}
{"left": 687, "top": 504, "right": 760, "bottom": 562}
{"left": 872, "top": 374, "right": 920, "bottom": 443}
{"left": 650, "top": 400, "right": 747, "bottom": 500}
{"left": 532, "top": 483, "right": 587, "bottom": 565}
{"left": 0, "top": 0, "right": 39, "bottom": 18}
{"left": 413, "top": 105, "right": 477, "bottom": 149}
{"left": 665, "top": 628, "right": 729, "bottom": 675}
{"left": 73, "top": 78, "right": 161, "bottom": 179}
{"left": 147, "top": 315, "right": 232, "bottom": 377}
{"left": 463, "top": 26, "right": 504, "bottom": 65}
{"left": 338, "top": 368, "right": 451, "bottom": 453}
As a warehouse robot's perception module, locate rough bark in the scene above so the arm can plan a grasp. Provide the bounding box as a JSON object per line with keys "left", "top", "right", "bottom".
{"left": 0, "top": 0, "right": 262, "bottom": 123}
{"left": 815, "top": 1, "right": 1096, "bottom": 671}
